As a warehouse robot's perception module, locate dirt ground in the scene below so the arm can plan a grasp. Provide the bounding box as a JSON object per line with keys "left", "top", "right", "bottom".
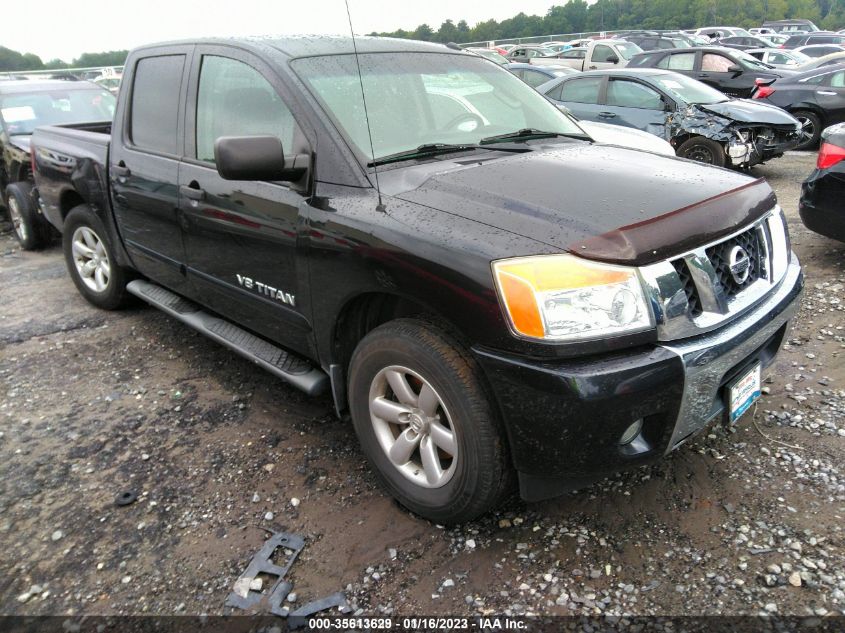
{"left": 0, "top": 151, "right": 843, "bottom": 619}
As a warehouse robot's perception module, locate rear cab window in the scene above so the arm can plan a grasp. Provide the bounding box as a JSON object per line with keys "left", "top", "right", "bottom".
{"left": 130, "top": 55, "right": 185, "bottom": 155}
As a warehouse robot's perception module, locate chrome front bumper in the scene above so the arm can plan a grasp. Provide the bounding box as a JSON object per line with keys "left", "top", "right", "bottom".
{"left": 660, "top": 253, "right": 803, "bottom": 451}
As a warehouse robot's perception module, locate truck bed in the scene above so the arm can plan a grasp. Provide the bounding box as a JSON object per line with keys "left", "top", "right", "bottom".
{"left": 32, "top": 122, "right": 111, "bottom": 167}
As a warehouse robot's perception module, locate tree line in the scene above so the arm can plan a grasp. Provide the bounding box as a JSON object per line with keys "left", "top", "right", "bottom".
{"left": 0, "top": 47, "right": 127, "bottom": 72}
{"left": 371, "top": 0, "right": 845, "bottom": 43}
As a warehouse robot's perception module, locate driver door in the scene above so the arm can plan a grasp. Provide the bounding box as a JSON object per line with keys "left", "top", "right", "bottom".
{"left": 603, "top": 78, "right": 669, "bottom": 139}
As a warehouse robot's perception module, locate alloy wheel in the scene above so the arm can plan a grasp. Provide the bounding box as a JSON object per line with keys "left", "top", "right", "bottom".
{"left": 368, "top": 365, "right": 458, "bottom": 488}
{"left": 7, "top": 196, "right": 27, "bottom": 243}
{"left": 71, "top": 226, "right": 111, "bottom": 293}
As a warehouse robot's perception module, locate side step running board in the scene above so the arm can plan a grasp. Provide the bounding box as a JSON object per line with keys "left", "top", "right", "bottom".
{"left": 126, "top": 279, "right": 329, "bottom": 396}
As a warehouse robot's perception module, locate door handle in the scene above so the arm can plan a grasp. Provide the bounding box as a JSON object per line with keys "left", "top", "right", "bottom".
{"left": 817, "top": 90, "right": 836, "bottom": 96}
{"left": 113, "top": 163, "right": 130, "bottom": 178}
{"left": 598, "top": 111, "right": 617, "bottom": 119}
{"left": 588, "top": 65, "right": 597, "bottom": 70}
{"left": 180, "top": 184, "right": 206, "bottom": 202}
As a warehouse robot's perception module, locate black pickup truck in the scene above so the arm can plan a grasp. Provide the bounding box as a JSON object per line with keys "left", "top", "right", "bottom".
{"left": 31, "top": 36, "right": 803, "bottom": 524}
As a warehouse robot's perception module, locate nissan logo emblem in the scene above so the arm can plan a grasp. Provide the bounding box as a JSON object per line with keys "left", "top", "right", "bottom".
{"left": 728, "top": 245, "right": 751, "bottom": 285}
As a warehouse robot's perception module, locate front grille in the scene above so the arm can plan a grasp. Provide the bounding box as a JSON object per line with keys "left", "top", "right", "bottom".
{"left": 705, "top": 227, "right": 765, "bottom": 298}
{"left": 672, "top": 259, "right": 702, "bottom": 317}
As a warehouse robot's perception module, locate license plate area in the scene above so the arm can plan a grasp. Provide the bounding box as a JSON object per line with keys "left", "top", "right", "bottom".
{"left": 727, "top": 362, "right": 761, "bottom": 423}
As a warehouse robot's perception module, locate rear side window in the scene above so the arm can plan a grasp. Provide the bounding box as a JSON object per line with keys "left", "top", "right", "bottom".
{"left": 522, "top": 69, "right": 551, "bottom": 88}
{"left": 657, "top": 52, "right": 696, "bottom": 70}
{"left": 195, "top": 56, "right": 298, "bottom": 164}
{"left": 130, "top": 55, "right": 185, "bottom": 155}
{"left": 830, "top": 71, "right": 845, "bottom": 88}
{"left": 560, "top": 77, "right": 602, "bottom": 104}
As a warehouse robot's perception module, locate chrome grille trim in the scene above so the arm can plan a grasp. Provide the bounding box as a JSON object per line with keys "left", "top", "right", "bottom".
{"left": 639, "top": 208, "right": 790, "bottom": 342}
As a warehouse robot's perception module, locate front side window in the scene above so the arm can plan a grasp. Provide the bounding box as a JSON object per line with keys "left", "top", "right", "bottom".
{"left": 293, "top": 53, "right": 585, "bottom": 163}
{"left": 606, "top": 80, "right": 663, "bottom": 109}
{"left": 830, "top": 71, "right": 845, "bottom": 88}
{"left": 591, "top": 45, "right": 616, "bottom": 63}
{"left": 0, "top": 86, "right": 115, "bottom": 136}
{"left": 130, "top": 55, "right": 185, "bottom": 154}
{"left": 702, "top": 54, "right": 734, "bottom": 72}
{"left": 196, "top": 56, "right": 297, "bottom": 164}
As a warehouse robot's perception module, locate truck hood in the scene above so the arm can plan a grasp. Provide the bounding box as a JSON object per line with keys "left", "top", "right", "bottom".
{"left": 697, "top": 99, "right": 799, "bottom": 126}
{"left": 384, "top": 142, "right": 776, "bottom": 266}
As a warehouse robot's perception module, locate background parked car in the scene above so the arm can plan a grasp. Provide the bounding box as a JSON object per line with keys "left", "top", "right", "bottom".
{"left": 693, "top": 27, "right": 753, "bottom": 41}
{"left": 793, "top": 44, "right": 845, "bottom": 58}
{"left": 798, "top": 51, "right": 845, "bottom": 70}
{"left": 715, "top": 35, "right": 778, "bottom": 50}
{"left": 550, "top": 40, "right": 642, "bottom": 71}
{"left": 628, "top": 46, "right": 794, "bottom": 98}
{"left": 506, "top": 45, "right": 558, "bottom": 62}
{"left": 0, "top": 79, "right": 116, "bottom": 249}
{"left": 799, "top": 122, "right": 845, "bottom": 241}
{"left": 783, "top": 32, "right": 845, "bottom": 49}
{"left": 752, "top": 63, "right": 845, "bottom": 149}
{"left": 746, "top": 48, "right": 810, "bottom": 68}
{"left": 467, "top": 47, "right": 509, "bottom": 66}
{"left": 505, "top": 63, "right": 578, "bottom": 88}
{"left": 617, "top": 33, "right": 686, "bottom": 51}
{"left": 762, "top": 19, "right": 820, "bottom": 33}
{"left": 538, "top": 68, "right": 800, "bottom": 167}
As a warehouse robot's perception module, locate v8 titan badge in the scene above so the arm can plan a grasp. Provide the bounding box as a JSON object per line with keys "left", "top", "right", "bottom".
{"left": 728, "top": 363, "right": 762, "bottom": 423}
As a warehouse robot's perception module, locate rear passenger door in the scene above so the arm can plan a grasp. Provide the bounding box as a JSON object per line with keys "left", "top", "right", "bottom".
{"left": 110, "top": 46, "right": 191, "bottom": 292}
{"left": 179, "top": 47, "right": 314, "bottom": 354}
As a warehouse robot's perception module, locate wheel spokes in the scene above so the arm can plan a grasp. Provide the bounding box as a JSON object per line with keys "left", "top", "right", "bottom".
{"left": 371, "top": 396, "right": 411, "bottom": 424}
{"left": 73, "top": 240, "right": 95, "bottom": 259}
{"left": 389, "top": 428, "right": 421, "bottom": 466}
{"left": 386, "top": 369, "right": 417, "bottom": 406}
{"left": 419, "top": 436, "right": 444, "bottom": 485}
{"left": 428, "top": 421, "right": 456, "bottom": 455}
{"left": 418, "top": 383, "right": 439, "bottom": 417}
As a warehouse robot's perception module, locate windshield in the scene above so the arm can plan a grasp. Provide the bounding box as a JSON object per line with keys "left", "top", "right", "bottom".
{"left": 615, "top": 42, "right": 643, "bottom": 60}
{"left": 731, "top": 50, "right": 775, "bottom": 70}
{"left": 651, "top": 73, "right": 730, "bottom": 105}
{"left": 293, "top": 52, "right": 585, "bottom": 164}
{"left": 0, "top": 85, "right": 116, "bottom": 135}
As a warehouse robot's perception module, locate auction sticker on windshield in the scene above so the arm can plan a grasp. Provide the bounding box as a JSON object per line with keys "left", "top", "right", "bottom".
{"left": 728, "top": 363, "right": 761, "bottom": 423}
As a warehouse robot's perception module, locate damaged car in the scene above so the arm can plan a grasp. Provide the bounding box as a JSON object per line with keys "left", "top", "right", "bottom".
{"left": 538, "top": 68, "right": 801, "bottom": 167}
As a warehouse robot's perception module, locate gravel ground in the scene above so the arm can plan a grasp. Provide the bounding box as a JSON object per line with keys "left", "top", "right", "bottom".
{"left": 0, "top": 151, "right": 843, "bottom": 619}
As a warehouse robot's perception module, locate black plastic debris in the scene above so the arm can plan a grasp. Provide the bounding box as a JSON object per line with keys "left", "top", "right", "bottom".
{"left": 114, "top": 490, "right": 138, "bottom": 507}
{"left": 225, "top": 531, "right": 351, "bottom": 620}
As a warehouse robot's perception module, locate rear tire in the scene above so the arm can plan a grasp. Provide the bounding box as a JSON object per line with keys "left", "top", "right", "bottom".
{"left": 676, "top": 137, "right": 727, "bottom": 167}
{"left": 348, "top": 319, "right": 513, "bottom": 524}
{"left": 63, "top": 205, "right": 132, "bottom": 310}
{"left": 792, "top": 110, "right": 822, "bottom": 151}
{"left": 5, "top": 182, "right": 49, "bottom": 250}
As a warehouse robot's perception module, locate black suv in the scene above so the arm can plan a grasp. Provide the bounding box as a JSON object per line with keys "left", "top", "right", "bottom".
{"left": 0, "top": 79, "right": 116, "bottom": 249}
{"left": 628, "top": 47, "right": 793, "bottom": 98}
{"left": 783, "top": 32, "right": 845, "bottom": 49}
{"left": 619, "top": 33, "right": 685, "bottom": 51}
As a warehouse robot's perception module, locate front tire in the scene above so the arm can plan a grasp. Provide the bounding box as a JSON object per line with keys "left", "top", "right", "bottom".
{"left": 676, "top": 137, "right": 727, "bottom": 167}
{"left": 63, "top": 205, "right": 132, "bottom": 310}
{"left": 5, "top": 182, "right": 49, "bottom": 250}
{"left": 348, "top": 319, "right": 513, "bottom": 524}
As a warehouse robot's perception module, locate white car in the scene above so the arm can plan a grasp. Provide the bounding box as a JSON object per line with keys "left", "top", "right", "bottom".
{"left": 746, "top": 48, "right": 810, "bottom": 68}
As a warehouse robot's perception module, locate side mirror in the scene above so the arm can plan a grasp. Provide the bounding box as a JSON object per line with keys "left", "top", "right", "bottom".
{"left": 555, "top": 103, "right": 574, "bottom": 116}
{"left": 213, "top": 135, "right": 308, "bottom": 182}
{"left": 727, "top": 64, "right": 743, "bottom": 74}
{"left": 608, "top": 55, "right": 620, "bottom": 64}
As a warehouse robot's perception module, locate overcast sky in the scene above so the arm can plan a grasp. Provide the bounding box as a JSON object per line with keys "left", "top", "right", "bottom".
{"left": 9, "top": 0, "right": 559, "bottom": 62}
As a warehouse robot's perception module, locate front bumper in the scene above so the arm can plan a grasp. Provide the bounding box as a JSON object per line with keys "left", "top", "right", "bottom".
{"left": 474, "top": 255, "right": 803, "bottom": 502}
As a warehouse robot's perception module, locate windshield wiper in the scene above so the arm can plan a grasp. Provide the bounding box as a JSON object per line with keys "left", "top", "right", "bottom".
{"left": 480, "top": 128, "right": 588, "bottom": 145}
{"left": 367, "top": 142, "right": 529, "bottom": 167}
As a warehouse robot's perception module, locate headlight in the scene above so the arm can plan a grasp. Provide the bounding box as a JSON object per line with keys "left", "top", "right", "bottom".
{"left": 492, "top": 254, "right": 654, "bottom": 341}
